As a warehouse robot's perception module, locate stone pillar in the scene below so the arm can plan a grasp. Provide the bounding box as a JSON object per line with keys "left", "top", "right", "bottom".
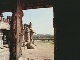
{"left": 7, "top": 16, "right": 12, "bottom": 24}
{"left": 0, "top": 30, "right": 3, "bottom": 48}
{"left": 24, "top": 24, "right": 30, "bottom": 42}
{"left": 9, "top": 0, "right": 23, "bottom": 60}
{"left": 0, "top": 13, "right": 3, "bottom": 48}
{"left": 7, "top": 16, "right": 10, "bottom": 23}
{"left": 29, "top": 22, "right": 35, "bottom": 45}
{"left": 21, "top": 24, "right": 24, "bottom": 46}
{"left": 3, "top": 18, "right": 5, "bottom": 21}
{"left": 30, "top": 29, "right": 34, "bottom": 45}
{"left": 0, "top": 13, "right": 3, "bottom": 21}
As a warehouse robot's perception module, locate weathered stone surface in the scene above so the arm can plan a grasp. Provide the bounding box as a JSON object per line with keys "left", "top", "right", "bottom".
{"left": 0, "top": 0, "right": 53, "bottom": 12}
{"left": 0, "top": 21, "right": 10, "bottom": 30}
{"left": 23, "top": 22, "right": 36, "bottom": 49}
{"left": 9, "top": 0, "right": 24, "bottom": 60}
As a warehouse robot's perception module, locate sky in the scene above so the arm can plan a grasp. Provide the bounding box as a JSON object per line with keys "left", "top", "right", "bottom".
{"left": 3, "top": 7, "right": 54, "bottom": 35}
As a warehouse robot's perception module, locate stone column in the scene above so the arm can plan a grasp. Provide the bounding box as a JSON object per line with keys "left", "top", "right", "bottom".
{"left": 9, "top": 0, "right": 23, "bottom": 60}
{"left": 24, "top": 24, "right": 30, "bottom": 42}
{"left": 24, "top": 24, "right": 27, "bottom": 42}
{"left": 29, "top": 22, "right": 35, "bottom": 45}
{"left": 0, "top": 30, "right": 3, "bottom": 48}
{"left": 30, "top": 29, "right": 34, "bottom": 45}
{"left": 26, "top": 22, "right": 35, "bottom": 49}
{"left": 0, "top": 13, "right": 3, "bottom": 48}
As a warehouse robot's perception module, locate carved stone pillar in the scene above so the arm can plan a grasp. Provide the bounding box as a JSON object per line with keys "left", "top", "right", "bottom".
{"left": 30, "top": 29, "right": 34, "bottom": 45}
{"left": 9, "top": 0, "right": 23, "bottom": 60}
{"left": 24, "top": 24, "right": 30, "bottom": 42}
{"left": 0, "top": 30, "right": 3, "bottom": 48}
{"left": 29, "top": 22, "right": 33, "bottom": 44}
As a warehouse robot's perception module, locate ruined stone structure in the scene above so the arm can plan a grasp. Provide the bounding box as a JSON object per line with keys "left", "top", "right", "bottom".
{"left": 29, "top": 22, "right": 36, "bottom": 45}
{"left": 0, "top": 0, "right": 52, "bottom": 60}
{"left": 24, "top": 24, "right": 30, "bottom": 42}
{"left": 0, "top": 14, "right": 11, "bottom": 48}
{"left": 23, "top": 22, "right": 36, "bottom": 49}
{"left": 0, "top": 0, "right": 79, "bottom": 60}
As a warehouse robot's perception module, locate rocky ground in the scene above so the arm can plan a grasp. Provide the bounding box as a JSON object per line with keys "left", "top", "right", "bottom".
{"left": 0, "top": 40, "right": 54, "bottom": 60}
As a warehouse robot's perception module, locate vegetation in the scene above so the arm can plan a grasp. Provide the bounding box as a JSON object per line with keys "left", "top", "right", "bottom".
{"left": 33, "top": 34, "right": 54, "bottom": 44}
{"left": 33, "top": 34, "right": 54, "bottom": 39}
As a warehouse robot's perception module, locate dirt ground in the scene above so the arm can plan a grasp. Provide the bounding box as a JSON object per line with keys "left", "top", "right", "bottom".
{"left": 22, "top": 40, "right": 54, "bottom": 60}
{"left": 0, "top": 40, "right": 54, "bottom": 60}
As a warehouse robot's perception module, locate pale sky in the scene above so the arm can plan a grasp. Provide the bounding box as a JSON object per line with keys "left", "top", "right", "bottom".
{"left": 3, "top": 7, "right": 54, "bottom": 35}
